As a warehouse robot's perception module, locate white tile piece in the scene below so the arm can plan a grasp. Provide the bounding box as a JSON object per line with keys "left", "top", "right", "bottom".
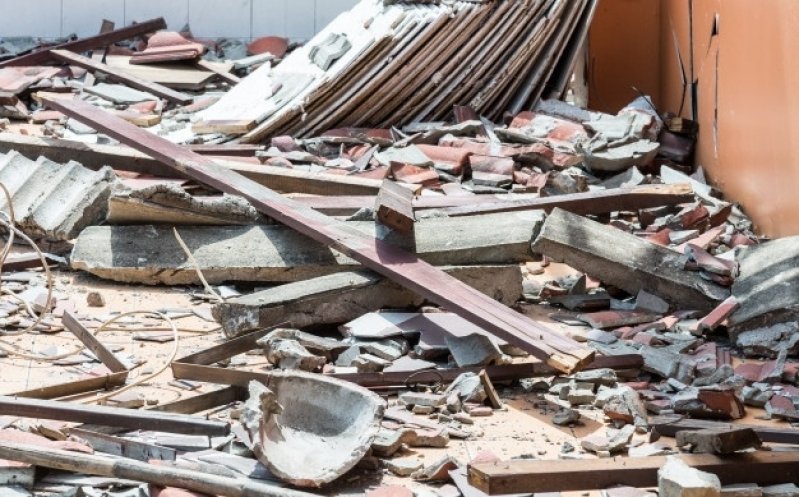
{"left": 0, "top": 0, "right": 62, "bottom": 38}
{"left": 189, "top": 0, "right": 251, "bottom": 38}
{"left": 124, "top": 0, "right": 189, "bottom": 31}
{"left": 63, "top": 0, "right": 124, "bottom": 37}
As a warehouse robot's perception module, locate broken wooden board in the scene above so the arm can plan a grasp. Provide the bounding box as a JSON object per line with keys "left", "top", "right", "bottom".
{"left": 650, "top": 415, "right": 799, "bottom": 445}
{"left": 103, "top": 56, "right": 217, "bottom": 90}
{"left": 0, "top": 18, "right": 167, "bottom": 68}
{"left": 49, "top": 97, "right": 593, "bottom": 373}
{"left": 468, "top": 452, "right": 799, "bottom": 494}
{"left": 440, "top": 184, "right": 695, "bottom": 217}
{"left": 49, "top": 50, "right": 192, "bottom": 104}
{"left": 532, "top": 208, "right": 730, "bottom": 310}
{"left": 68, "top": 428, "right": 177, "bottom": 461}
{"left": 212, "top": 266, "right": 523, "bottom": 337}
{"left": 0, "top": 133, "right": 382, "bottom": 195}
{"left": 72, "top": 212, "right": 542, "bottom": 284}
{"left": 0, "top": 396, "right": 229, "bottom": 435}
{"left": 375, "top": 179, "right": 416, "bottom": 232}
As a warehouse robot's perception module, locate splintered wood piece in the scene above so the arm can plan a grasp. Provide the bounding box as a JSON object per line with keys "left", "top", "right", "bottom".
{"left": 375, "top": 179, "right": 416, "bottom": 232}
{"left": 45, "top": 97, "right": 594, "bottom": 373}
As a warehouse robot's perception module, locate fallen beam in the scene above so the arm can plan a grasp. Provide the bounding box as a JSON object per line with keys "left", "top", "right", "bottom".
{"left": 0, "top": 133, "right": 382, "bottom": 195}
{"left": 440, "top": 184, "right": 694, "bottom": 216}
{"left": 68, "top": 428, "right": 177, "bottom": 462}
{"left": 650, "top": 415, "right": 799, "bottom": 445}
{"left": 212, "top": 266, "right": 523, "bottom": 337}
{"left": 468, "top": 452, "right": 799, "bottom": 494}
{"left": 531, "top": 208, "right": 730, "bottom": 310}
{"left": 47, "top": 98, "right": 592, "bottom": 372}
{"left": 0, "top": 442, "right": 315, "bottom": 497}
{"left": 50, "top": 49, "right": 192, "bottom": 105}
{"left": 0, "top": 396, "right": 229, "bottom": 436}
{"left": 171, "top": 326, "right": 642, "bottom": 389}
{"left": 0, "top": 18, "right": 167, "bottom": 68}
{"left": 72, "top": 215, "right": 539, "bottom": 284}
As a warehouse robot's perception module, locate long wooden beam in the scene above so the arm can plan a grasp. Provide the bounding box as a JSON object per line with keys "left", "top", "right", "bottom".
{"left": 0, "top": 133, "right": 382, "bottom": 195}
{"left": 0, "top": 442, "right": 315, "bottom": 497}
{"left": 0, "top": 18, "right": 167, "bottom": 68}
{"left": 440, "top": 184, "right": 695, "bottom": 217}
{"left": 650, "top": 415, "right": 799, "bottom": 445}
{"left": 50, "top": 49, "right": 192, "bottom": 105}
{"left": 0, "top": 396, "right": 229, "bottom": 436}
{"left": 45, "top": 97, "right": 593, "bottom": 373}
{"left": 469, "top": 452, "right": 799, "bottom": 494}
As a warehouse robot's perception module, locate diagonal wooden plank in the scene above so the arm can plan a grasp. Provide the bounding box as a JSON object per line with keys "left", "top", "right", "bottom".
{"left": 0, "top": 18, "right": 166, "bottom": 68}
{"left": 50, "top": 50, "right": 192, "bottom": 105}
{"left": 43, "top": 97, "right": 593, "bottom": 373}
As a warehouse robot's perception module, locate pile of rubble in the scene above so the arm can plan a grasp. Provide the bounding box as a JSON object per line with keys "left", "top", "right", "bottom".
{"left": 0, "top": 2, "right": 797, "bottom": 497}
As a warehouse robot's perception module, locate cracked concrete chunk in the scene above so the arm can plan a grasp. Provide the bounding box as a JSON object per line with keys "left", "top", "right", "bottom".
{"left": 445, "top": 333, "right": 503, "bottom": 367}
{"left": 257, "top": 328, "right": 348, "bottom": 362}
{"left": 552, "top": 408, "right": 580, "bottom": 426}
{"left": 445, "top": 373, "right": 487, "bottom": 404}
{"left": 259, "top": 335, "right": 326, "bottom": 371}
{"left": 411, "top": 455, "right": 458, "bottom": 482}
{"left": 240, "top": 374, "right": 383, "bottom": 487}
{"left": 385, "top": 456, "right": 423, "bottom": 477}
{"left": 658, "top": 456, "right": 721, "bottom": 497}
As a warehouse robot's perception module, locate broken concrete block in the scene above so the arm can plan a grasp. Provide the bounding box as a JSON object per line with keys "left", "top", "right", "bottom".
{"left": 85, "top": 83, "right": 157, "bottom": 104}
{"left": 673, "top": 387, "right": 745, "bottom": 420}
{"left": 676, "top": 428, "right": 761, "bottom": 455}
{"left": 0, "top": 151, "right": 116, "bottom": 243}
{"left": 399, "top": 392, "right": 446, "bottom": 408}
{"left": 735, "top": 322, "right": 799, "bottom": 358}
{"left": 411, "top": 455, "right": 458, "bottom": 482}
{"left": 259, "top": 336, "right": 326, "bottom": 371}
{"left": 636, "top": 290, "right": 670, "bottom": 314}
{"left": 658, "top": 456, "right": 721, "bottom": 497}
{"left": 532, "top": 209, "right": 729, "bottom": 310}
{"left": 729, "top": 237, "right": 799, "bottom": 333}
{"left": 352, "top": 353, "right": 391, "bottom": 372}
{"left": 356, "top": 338, "right": 408, "bottom": 361}
{"left": 385, "top": 457, "right": 423, "bottom": 477}
{"left": 334, "top": 345, "right": 361, "bottom": 367}
{"left": 583, "top": 139, "right": 660, "bottom": 172}
{"left": 75, "top": 211, "right": 541, "bottom": 285}
{"left": 257, "top": 328, "right": 348, "bottom": 361}
{"left": 581, "top": 425, "right": 635, "bottom": 454}
{"left": 446, "top": 373, "right": 487, "bottom": 404}
{"left": 574, "top": 368, "right": 617, "bottom": 386}
{"left": 410, "top": 428, "right": 449, "bottom": 448}
{"left": 567, "top": 383, "right": 596, "bottom": 406}
{"left": 371, "top": 428, "right": 416, "bottom": 457}
{"left": 445, "top": 333, "right": 503, "bottom": 367}
{"left": 552, "top": 408, "right": 580, "bottom": 426}
{"left": 640, "top": 345, "right": 681, "bottom": 379}
{"left": 721, "top": 484, "right": 762, "bottom": 497}
{"left": 240, "top": 374, "right": 383, "bottom": 487}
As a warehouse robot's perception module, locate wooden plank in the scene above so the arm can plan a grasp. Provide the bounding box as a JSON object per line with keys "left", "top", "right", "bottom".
{"left": 0, "top": 396, "right": 229, "bottom": 436}
{"left": 195, "top": 59, "right": 241, "bottom": 85}
{"left": 49, "top": 50, "right": 192, "bottom": 105}
{"left": 375, "top": 179, "right": 415, "bottom": 232}
{"left": 149, "top": 386, "right": 245, "bottom": 415}
{"left": 68, "top": 428, "right": 176, "bottom": 461}
{"left": 0, "top": 18, "right": 167, "bottom": 68}
{"left": 0, "top": 442, "right": 316, "bottom": 497}
{"left": 0, "top": 133, "right": 382, "bottom": 195}
{"left": 468, "top": 452, "right": 799, "bottom": 494}
{"left": 45, "top": 98, "right": 593, "bottom": 373}
{"left": 170, "top": 326, "right": 641, "bottom": 389}
{"left": 440, "top": 184, "right": 695, "bottom": 217}
{"left": 105, "top": 56, "right": 217, "bottom": 90}
{"left": 651, "top": 414, "right": 799, "bottom": 445}
{"left": 12, "top": 371, "right": 128, "bottom": 400}
{"left": 62, "top": 311, "right": 127, "bottom": 373}
{"left": 83, "top": 20, "right": 116, "bottom": 89}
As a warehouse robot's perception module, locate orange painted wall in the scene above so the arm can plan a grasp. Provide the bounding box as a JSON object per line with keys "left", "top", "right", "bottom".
{"left": 590, "top": 0, "right": 799, "bottom": 236}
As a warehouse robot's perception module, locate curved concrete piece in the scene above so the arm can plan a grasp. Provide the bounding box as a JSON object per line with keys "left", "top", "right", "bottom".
{"left": 242, "top": 373, "right": 384, "bottom": 487}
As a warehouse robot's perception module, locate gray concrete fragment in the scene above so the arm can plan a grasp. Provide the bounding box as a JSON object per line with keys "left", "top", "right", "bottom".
{"left": 240, "top": 374, "right": 383, "bottom": 488}
{"left": 658, "top": 456, "right": 721, "bottom": 497}
{"left": 574, "top": 368, "right": 617, "bottom": 386}
{"left": 259, "top": 336, "right": 326, "bottom": 371}
{"left": 445, "top": 333, "right": 503, "bottom": 367}
{"left": 257, "top": 328, "right": 348, "bottom": 361}
{"left": 676, "top": 428, "right": 761, "bottom": 455}
{"left": 85, "top": 83, "right": 157, "bottom": 104}
{"left": 399, "top": 392, "right": 446, "bottom": 408}
{"left": 0, "top": 151, "right": 116, "bottom": 243}
{"left": 385, "top": 457, "right": 423, "bottom": 477}
{"left": 532, "top": 209, "right": 728, "bottom": 310}
{"left": 445, "top": 373, "right": 487, "bottom": 404}
{"left": 371, "top": 428, "right": 416, "bottom": 457}
{"left": 734, "top": 323, "right": 799, "bottom": 358}
{"left": 729, "top": 237, "right": 799, "bottom": 333}
{"left": 73, "top": 210, "right": 542, "bottom": 285}
{"left": 352, "top": 353, "right": 391, "bottom": 372}
{"left": 552, "top": 408, "right": 580, "bottom": 426}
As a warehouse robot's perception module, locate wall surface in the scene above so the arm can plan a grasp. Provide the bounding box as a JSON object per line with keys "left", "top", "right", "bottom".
{"left": 590, "top": 0, "right": 799, "bottom": 237}
{"left": 0, "top": 0, "right": 358, "bottom": 41}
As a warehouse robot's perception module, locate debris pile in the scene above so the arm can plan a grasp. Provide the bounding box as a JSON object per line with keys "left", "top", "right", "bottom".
{"left": 0, "top": 2, "right": 796, "bottom": 497}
